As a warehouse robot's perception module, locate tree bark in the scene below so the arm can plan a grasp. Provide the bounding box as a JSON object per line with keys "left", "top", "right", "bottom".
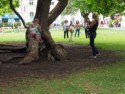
{"left": 81, "top": 12, "right": 89, "bottom": 19}
{"left": 34, "top": 0, "right": 68, "bottom": 60}
{"left": 9, "top": 0, "right": 28, "bottom": 28}
{"left": 48, "top": 0, "right": 68, "bottom": 26}
{"left": 81, "top": 12, "right": 89, "bottom": 24}
{"left": 8, "top": 0, "right": 69, "bottom": 62}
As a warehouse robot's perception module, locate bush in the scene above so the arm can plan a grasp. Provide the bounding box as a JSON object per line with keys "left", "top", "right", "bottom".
{"left": 108, "top": 20, "right": 113, "bottom": 27}
{"left": 108, "top": 19, "right": 119, "bottom": 27}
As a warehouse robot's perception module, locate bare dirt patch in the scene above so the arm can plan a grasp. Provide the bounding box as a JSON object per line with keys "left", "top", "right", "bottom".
{"left": 0, "top": 43, "right": 120, "bottom": 81}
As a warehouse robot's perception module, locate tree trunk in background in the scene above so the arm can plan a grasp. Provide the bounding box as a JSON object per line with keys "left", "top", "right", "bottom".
{"left": 81, "top": 12, "right": 89, "bottom": 23}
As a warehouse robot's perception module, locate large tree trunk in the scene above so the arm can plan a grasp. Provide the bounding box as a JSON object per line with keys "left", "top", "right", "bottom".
{"left": 7, "top": 0, "right": 68, "bottom": 63}
{"left": 34, "top": 0, "right": 68, "bottom": 60}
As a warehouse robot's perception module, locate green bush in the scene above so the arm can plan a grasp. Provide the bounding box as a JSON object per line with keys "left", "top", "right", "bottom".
{"left": 108, "top": 19, "right": 119, "bottom": 27}
{"left": 108, "top": 20, "right": 113, "bottom": 27}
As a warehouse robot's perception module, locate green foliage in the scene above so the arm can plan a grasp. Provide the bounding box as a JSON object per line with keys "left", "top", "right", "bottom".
{"left": 0, "top": 23, "right": 2, "bottom": 27}
{"left": 0, "top": 22, "right": 21, "bottom": 28}
{"left": 14, "top": 22, "right": 21, "bottom": 28}
{"left": 2, "top": 22, "right": 11, "bottom": 27}
{"left": 62, "top": 0, "right": 78, "bottom": 15}
{"left": 0, "top": 0, "right": 19, "bottom": 16}
{"left": 68, "top": 0, "right": 125, "bottom": 17}
{"left": 108, "top": 20, "right": 113, "bottom": 27}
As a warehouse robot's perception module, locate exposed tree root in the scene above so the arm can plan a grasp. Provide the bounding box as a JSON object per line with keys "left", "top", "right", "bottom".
{"left": 0, "top": 44, "right": 27, "bottom": 53}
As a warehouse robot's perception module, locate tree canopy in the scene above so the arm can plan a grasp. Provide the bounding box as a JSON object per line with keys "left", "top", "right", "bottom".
{"left": 0, "top": 0, "right": 19, "bottom": 16}
{"left": 64, "top": 0, "right": 125, "bottom": 18}
{"left": 62, "top": 0, "right": 77, "bottom": 15}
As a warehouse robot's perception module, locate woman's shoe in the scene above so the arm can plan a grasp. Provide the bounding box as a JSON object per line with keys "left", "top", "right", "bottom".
{"left": 91, "top": 56, "right": 97, "bottom": 58}
{"left": 96, "top": 53, "right": 100, "bottom": 56}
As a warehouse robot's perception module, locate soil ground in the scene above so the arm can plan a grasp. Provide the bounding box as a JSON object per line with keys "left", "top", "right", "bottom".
{"left": 0, "top": 43, "right": 120, "bottom": 82}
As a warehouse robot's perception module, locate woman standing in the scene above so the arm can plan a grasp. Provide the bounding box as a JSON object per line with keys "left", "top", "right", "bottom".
{"left": 63, "top": 20, "right": 69, "bottom": 39}
{"left": 74, "top": 20, "right": 80, "bottom": 38}
{"left": 68, "top": 21, "right": 74, "bottom": 42}
{"left": 84, "top": 18, "right": 91, "bottom": 38}
{"left": 88, "top": 13, "right": 100, "bottom": 58}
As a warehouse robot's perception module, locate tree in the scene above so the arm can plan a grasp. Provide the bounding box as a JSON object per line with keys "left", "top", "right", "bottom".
{"left": 70, "top": 0, "right": 125, "bottom": 21}
{"left": 8, "top": 0, "right": 68, "bottom": 63}
{"left": 87, "top": 0, "right": 125, "bottom": 16}
{"left": 63, "top": 0, "right": 94, "bottom": 22}
{"left": 0, "top": 0, "right": 19, "bottom": 16}
{"left": 62, "top": 0, "right": 77, "bottom": 15}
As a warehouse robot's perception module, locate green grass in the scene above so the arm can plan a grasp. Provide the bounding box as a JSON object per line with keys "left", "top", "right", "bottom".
{"left": 0, "top": 28, "right": 125, "bottom": 94}
{"left": 0, "top": 31, "right": 25, "bottom": 43}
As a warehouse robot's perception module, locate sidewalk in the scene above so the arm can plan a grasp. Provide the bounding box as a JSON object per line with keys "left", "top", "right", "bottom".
{"left": 99, "top": 27, "right": 125, "bottom": 31}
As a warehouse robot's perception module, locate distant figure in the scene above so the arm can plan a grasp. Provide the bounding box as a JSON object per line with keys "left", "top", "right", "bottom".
{"left": 74, "top": 20, "right": 80, "bottom": 38}
{"left": 100, "top": 21, "right": 104, "bottom": 27}
{"left": 118, "top": 21, "right": 121, "bottom": 27}
{"left": 19, "top": 18, "right": 45, "bottom": 64}
{"left": 84, "top": 18, "right": 91, "bottom": 38}
{"left": 63, "top": 20, "right": 69, "bottom": 39}
{"left": 29, "top": 22, "right": 42, "bottom": 43}
{"left": 68, "top": 21, "right": 75, "bottom": 42}
{"left": 88, "top": 13, "right": 100, "bottom": 58}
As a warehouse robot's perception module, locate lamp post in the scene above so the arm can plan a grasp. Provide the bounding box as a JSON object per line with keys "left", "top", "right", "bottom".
{"left": 10, "top": 12, "right": 15, "bottom": 31}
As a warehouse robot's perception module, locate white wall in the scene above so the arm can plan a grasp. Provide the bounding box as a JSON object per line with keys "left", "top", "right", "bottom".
{"left": 15, "top": 0, "right": 83, "bottom": 26}
{"left": 17, "top": 0, "right": 37, "bottom": 22}
{"left": 121, "top": 16, "right": 125, "bottom": 27}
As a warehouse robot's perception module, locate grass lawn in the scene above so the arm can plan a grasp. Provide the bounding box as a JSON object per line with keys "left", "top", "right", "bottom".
{"left": 0, "top": 28, "right": 125, "bottom": 94}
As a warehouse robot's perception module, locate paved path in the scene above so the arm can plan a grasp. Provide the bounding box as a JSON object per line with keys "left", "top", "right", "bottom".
{"left": 100, "top": 27, "right": 125, "bottom": 30}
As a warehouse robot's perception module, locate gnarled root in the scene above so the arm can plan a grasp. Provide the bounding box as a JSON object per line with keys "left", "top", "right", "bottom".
{"left": 51, "top": 44, "right": 68, "bottom": 61}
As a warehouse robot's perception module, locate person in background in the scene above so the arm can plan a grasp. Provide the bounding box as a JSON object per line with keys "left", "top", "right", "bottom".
{"left": 19, "top": 19, "right": 45, "bottom": 64}
{"left": 63, "top": 20, "right": 69, "bottom": 39}
{"left": 100, "top": 21, "right": 104, "bottom": 27}
{"left": 88, "top": 13, "right": 100, "bottom": 58}
{"left": 33, "top": 19, "right": 46, "bottom": 51}
{"left": 84, "top": 18, "right": 91, "bottom": 38}
{"left": 74, "top": 20, "right": 81, "bottom": 38}
{"left": 68, "top": 21, "right": 75, "bottom": 42}
{"left": 29, "top": 22, "right": 42, "bottom": 43}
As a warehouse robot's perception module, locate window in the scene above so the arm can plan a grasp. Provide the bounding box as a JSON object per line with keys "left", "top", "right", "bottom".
{"left": 29, "top": 0, "right": 34, "bottom": 5}
{"left": 51, "top": 2, "right": 54, "bottom": 5}
{"left": 30, "top": 12, "right": 34, "bottom": 18}
{"left": 24, "top": 7, "right": 25, "bottom": 12}
{"left": 30, "top": 12, "right": 34, "bottom": 21}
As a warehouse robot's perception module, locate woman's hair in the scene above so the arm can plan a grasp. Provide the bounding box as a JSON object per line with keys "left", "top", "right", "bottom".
{"left": 84, "top": 18, "right": 90, "bottom": 23}
{"left": 33, "top": 18, "right": 39, "bottom": 23}
{"left": 30, "top": 22, "right": 35, "bottom": 28}
{"left": 64, "top": 20, "right": 68, "bottom": 23}
{"left": 92, "top": 13, "right": 99, "bottom": 21}
{"left": 70, "top": 21, "right": 73, "bottom": 25}
{"left": 76, "top": 20, "right": 79, "bottom": 24}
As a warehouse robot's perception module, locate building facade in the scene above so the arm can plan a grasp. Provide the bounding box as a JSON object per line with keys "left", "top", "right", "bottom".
{"left": 0, "top": 0, "right": 83, "bottom": 27}
{"left": 17, "top": 0, "right": 59, "bottom": 22}
{"left": 17, "top": 0, "right": 83, "bottom": 25}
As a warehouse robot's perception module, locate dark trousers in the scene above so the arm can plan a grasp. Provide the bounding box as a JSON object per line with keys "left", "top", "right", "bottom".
{"left": 89, "top": 33, "right": 99, "bottom": 56}
{"left": 85, "top": 29, "right": 90, "bottom": 38}
{"left": 64, "top": 29, "right": 68, "bottom": 39}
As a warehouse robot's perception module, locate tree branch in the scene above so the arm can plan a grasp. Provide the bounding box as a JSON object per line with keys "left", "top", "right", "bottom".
{"left": 48, "top": 0, "right": 68, "bottom": 26}
{"left": 9, "top": 0, "right": 28, "bottom": 28}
